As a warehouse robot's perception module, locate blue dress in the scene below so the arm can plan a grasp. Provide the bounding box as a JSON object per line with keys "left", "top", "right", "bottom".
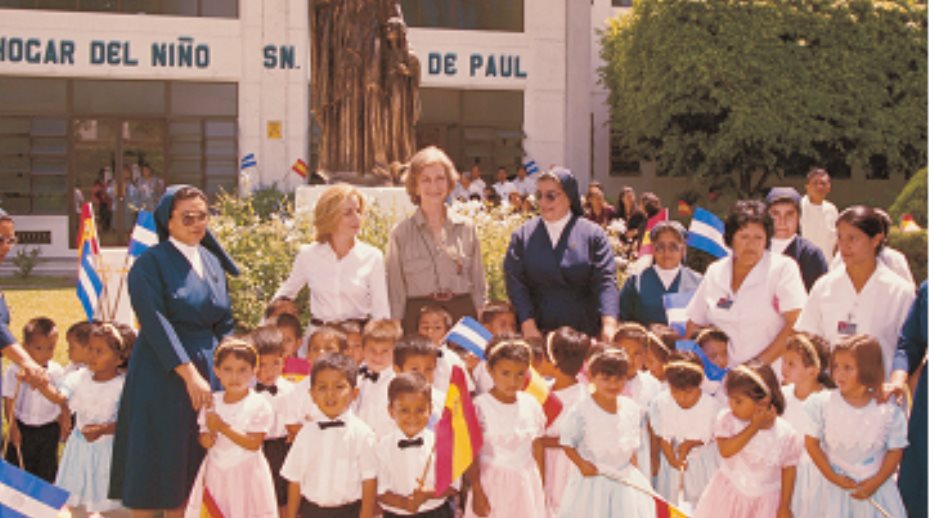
{"left": 893, "top": 281, "right": 926, "bottom": 516}
{"left": 109, "top": 241, "right": 234, "bottom": 508}
{"left": 504, "top": 216, "right": 618, "bottom": 336}
{"left": 618, "top": 265, "right": 701, "bottom": 325}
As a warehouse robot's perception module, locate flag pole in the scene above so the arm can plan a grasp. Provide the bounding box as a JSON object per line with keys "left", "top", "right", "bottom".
{"left": 599, "top": 468, "right": 688, "bottom": 516}
{"left": 415, "top": 442, "right": 436, "bottom": 492}
{"left": 868, "top": 498, "right": 895, "bottom": 518}
{"left": 2, "top": 379, "right": 26, "bottom": 469}
{"left": 108, "top": 253, "right": 132, "bottom": 320}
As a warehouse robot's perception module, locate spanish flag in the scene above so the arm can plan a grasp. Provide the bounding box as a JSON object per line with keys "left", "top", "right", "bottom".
{"left": 524, "top": 367, "right": 563, "bottom": 428}
{"left": 677, "top": 199, "right": 692, "bottom": 216}
{"left": 639, "top": 208, "right": 669, "bottom": 256}
{"left": 434, "top": 365, "right": 482, "bottom": 497}
{"left": 200, "top": 486, "right": 224, "bottom": 518}
{"left": 292, "top": 158, "right": 308, "bottom": 178}
{"left": 76, "top": 202, "right": 100, "bottom": 258}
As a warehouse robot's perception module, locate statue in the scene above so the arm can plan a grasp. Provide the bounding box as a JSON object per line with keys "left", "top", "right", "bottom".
{"left": 311, "top": 0, "right": 419, "bottom": 185}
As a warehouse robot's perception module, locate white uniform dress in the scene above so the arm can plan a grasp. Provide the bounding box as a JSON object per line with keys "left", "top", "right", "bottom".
{"left": 780, "top": 385, "right": 822, "bottom": 518}
{"left": 686, "top": 252, "right": 807, "bottom": 368}
{"left": 543, "top": 383, "right": 588, "bottom": 516}
{"left": 464, "top": 392, "right": 547, "bottom": 518}
{"left": 557, "top": 396, "right": 655, "bottom": 518}
{"left": 796, "top": 260, "right": 915, "bottom": 375}
{"left": 649, "top": 390, "right": 721, "bottom": 507}
{"left": 55, "top": 370, "right": 125, "bottom": 513}
{"left": 829, "top": 247, "right": 915, "bottom": 289}
{"left": 802, "top": 390, "right": 908, "bottom": 518}
{"left": 622, "top": 370, "right": 662, "bottom": 482}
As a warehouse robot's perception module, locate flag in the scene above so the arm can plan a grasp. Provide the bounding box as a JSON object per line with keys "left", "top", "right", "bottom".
{"left": 676, "top": 339, "right": 729, "bottom": 382}
{"left": 127, "top": 211, "right": 158, "bottom": 258}
{"left": 677, "top": 200, "right": 691, "bottom": 216}
{"left": 524, "top": 368, "right": 563, "bottom": 427}
{"left": 292, "top": 159, "right": 308, "bottom": 178}
{"left": 76, "top": 240, "right": 103, "bottom": 322}
{"left": 524, "top": 159, "right": 540, "bottom": 175}
{"left": 282, "top": 357, "right": 311, "bottom": 383}
{"left": 655, "top": 496, "right": 689, "bottom": 518}
{"left": 76, "top": 202, "right": 99, "bottom": 258}
{"left": 240, "top": 153, "right": 257, "bottom": 170}
{"left": 434, "top": 366, "right": 482, "bottom": 497}
{"left": 662, "top": 291, "right": 695, "bottom": 337}
{"left": 639, "top": 208, "right": 669, "bottom": 255}
{"left": 444, "top": 317, "right": 493, "bottom": 360}
{"left": 687, "top": 207, "right": 728, "bottom": 258}
{"left": 200, "top": 486, "right": 224, "bottom": 518}
{"left": 900, "top": 214, "right": 923, "bottom": 233}
{"left": 0, "top": 460, "right": 69, "bottom": 518}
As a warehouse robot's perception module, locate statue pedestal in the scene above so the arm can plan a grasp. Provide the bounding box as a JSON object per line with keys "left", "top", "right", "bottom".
{"left": 295, "top": 185, "right": 412, "bottom": 224}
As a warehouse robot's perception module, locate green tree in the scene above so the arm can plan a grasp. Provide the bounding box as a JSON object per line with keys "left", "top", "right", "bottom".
{"left": 601, "top": 0, "right": 927, "bottom": 197}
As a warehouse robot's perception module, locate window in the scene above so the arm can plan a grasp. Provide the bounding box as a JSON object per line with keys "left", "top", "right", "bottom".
{"left": 0, "top": 116, "right": 68, "bottom": 215}
{"left": 401, "top": 0, "right": 523, "bottom": 32}
{"left": 611, "top": 0, "right": 633, "bottom": 7}
{"left": 609, "top": 124, "right": 640, "bottom": 177}
{"left": 1, "top": 0, "right": 238, "bottom": 18}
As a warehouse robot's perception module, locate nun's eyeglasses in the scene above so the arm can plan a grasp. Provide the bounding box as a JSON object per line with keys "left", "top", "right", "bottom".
{"left": 181, "top": 211, "right": 209, "bottom": 226}
{"left": 535, "top": 190, "right": 563, "bottom": 202}
{"left": 0, "top": 237, "right": 16, "bottom": 246}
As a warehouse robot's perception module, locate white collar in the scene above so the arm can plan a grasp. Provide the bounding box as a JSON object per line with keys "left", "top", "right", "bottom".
{"left": 770, "top": 236, "right": 794, "bottom": 253}
{"left": 169, "top": 237, "right": 203, "bottom": 277}
{"left": 543, "top": 211, "right": 572, "bottom": 247}
{"left": 652, "top": 264, "right": 680, "bottom": 289}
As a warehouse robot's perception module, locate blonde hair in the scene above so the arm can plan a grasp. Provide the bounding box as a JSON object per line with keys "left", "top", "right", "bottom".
{"left": 403, "top": 146, "right": 458, "bottom": 205}
{"left": 314, "top": 183, "right": 365, "bottom": 244}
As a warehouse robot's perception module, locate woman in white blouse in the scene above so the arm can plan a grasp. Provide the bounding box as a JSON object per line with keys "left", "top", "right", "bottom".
{"left": 685, "top": 200, "right": 807, "bottom": 367}
{"left": 274, "top": 184, "right": 390, "bottom": 339}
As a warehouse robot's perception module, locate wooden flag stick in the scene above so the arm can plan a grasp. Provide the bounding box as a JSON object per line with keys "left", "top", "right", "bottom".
{"left": 2, "top": 379, "right": 25, "bottom": 469}
{"left": 869, "top": 497, "right": 895, "bottom": 518}
{"left": 600, "top": 468, "right": 688, "bottom": 516}
{"left": 108, "top": 253, "right": 132, "bottom": 319}
{"left": 415, "top": 442, "right": 436, "bottom": 492}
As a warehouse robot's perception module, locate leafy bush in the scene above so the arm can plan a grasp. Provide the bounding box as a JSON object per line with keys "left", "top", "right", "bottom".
{"left": 889, "top": 168, "right": 927, "bottom": 227}
{"left": 11, "top": 247, "right": 41, "bottom": 278}
{"left": 887, "top": 229, "right": 927, "bottom": 284}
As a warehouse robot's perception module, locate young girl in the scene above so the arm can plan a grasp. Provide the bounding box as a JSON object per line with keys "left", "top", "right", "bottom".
{"left": 539, "top": 327, "right": 591, "bottom": 516}
{"left": 184, "top": 339, "right": 277, "bottom": 518}
{"left": 780, "top": 333, "right": 833, "bottom": 518}
{"left": 649, "top": 351, "right": 721, "bottom": 509}
{"left": 613, "top": 324, "right": 662, "bottom": 481}
{"left": 696, "top": 327, "right": 730, "bottom": 403}
{"left": 693, "top": 361, "right": 802, "bottom": 518}
{"left": 803, "top": 334, "right": 908, "bottom": 518}
{"left": 466, "top": 338, "right": 547, "bottom": 518}
{"left": 557, "top": 347, "right": 654, "bottom": 517}
{"left": 36, "top": 322, "right": 134, "bottom": 515}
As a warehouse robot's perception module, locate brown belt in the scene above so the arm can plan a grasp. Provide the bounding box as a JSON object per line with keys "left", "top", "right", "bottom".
{"left": 309, "top": 317, "right": 369, "bottom": 328}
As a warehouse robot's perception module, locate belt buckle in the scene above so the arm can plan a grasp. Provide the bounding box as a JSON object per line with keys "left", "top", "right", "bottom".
{"left": 432, "top": 291, "right": 454, "bottom": 302}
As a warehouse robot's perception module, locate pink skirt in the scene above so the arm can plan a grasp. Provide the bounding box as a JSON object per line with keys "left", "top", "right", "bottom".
{"left": 693, "top": 471, "right": 780, "bottom": 518}
{"left": 183, "top": 452, "right": 278, "bottom": 518}
{"left": 544, "top": 447, "right": 574, "bottom": 517}
{"left": 464, "top": 461, "right": 547, "bottom": 518}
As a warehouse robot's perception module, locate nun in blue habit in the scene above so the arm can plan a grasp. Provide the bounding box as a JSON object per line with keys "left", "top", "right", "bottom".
{"left": 618, "top": 221, "right": 702, "bottom": 326}
{"left": 109, "top": 185, "right": 239, "bottom": 511}
{"left": 504, "top": 168, "right": 619, "bottom": 340}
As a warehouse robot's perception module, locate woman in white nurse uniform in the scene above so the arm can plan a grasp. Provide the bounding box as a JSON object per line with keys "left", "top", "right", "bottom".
{"left": 685, "top": 200, "right": 807, "bottom": 367}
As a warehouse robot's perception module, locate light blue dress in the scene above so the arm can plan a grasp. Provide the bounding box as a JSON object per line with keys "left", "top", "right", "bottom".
{"left": 557, "top": 396, "right": 655, "bottom": 518}
{"left": 622, "top": 371, "right": 662, "bottom": 483}
{"left": 781, "top": 385, "right": 823, "bottom": 518}
{"left": 803, "top": 390, "right": 908, "bottom": 518}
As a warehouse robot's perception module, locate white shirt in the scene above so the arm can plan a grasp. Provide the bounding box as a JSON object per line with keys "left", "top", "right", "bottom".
{"left": 3, "top": 362, "right": 63, "bottom": 426}
{"left": 434, "top": 347, "right": 475, "bottom": 394}
{"left": 469, "top": 178, "right": 486, "bottom": 197}
{"left": 355, "top": 365, "right": 396, "bottom": 438}
{"left": 274, "top": 241, "right": 390, "bottom": 323}
{"left": 686, "top": 252, "right": 807, "bottom": 366}
{"left": 653, "top": 265, "right": 680, "bottom": 290}
{"left": 513, "top": 176, "right": 537, "bottom": 197}
{"left": 829, "top": 247, "right": 915, "bottom": 289}
{"left": 800, "top": 197, "right": 838, "bottom": 261}
{"left": 543, "top": 212, "right": 572, "bottom": 247}
{"left": 769, "top": 236, "right": 794, "bottom": 254}
{"left": 795, "top": 260, "right": 915, "bottom": 375}
{"left": 452, "top": 182, "right": 471, "bottom": 201}
{"left": 254, "top": 377, "right": 297, "bottom": 439}
{"left": 493, "top": 181, "right": 517, "bottom": 200}
{"left": 281, "top": 411, "right": 377, "bottom": 507}
{"left": 169, "top": 237, "right": 203, "bottom": 277}
{"left": 377, "top": 428, "right": 450, "bottom": 515}
{"left": 283, "top": 376, "right": 323, "bottom": 424}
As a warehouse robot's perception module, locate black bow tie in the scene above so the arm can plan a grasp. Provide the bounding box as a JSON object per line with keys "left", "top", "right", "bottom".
{"left": 255, "top": 383, "right": 278, "bottom": 395}
{"left": 398, "top": 437, "right": 424, "bottom": 449}
{"left": 359, "top": 366, "right": 379, "bottom": 382}
{"left": 318, "top": 420, "right": 345, "bottom": 430}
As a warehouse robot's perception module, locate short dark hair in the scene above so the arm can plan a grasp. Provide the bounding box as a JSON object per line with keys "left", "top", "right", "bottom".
{"left": 640, "top": 192, "right": 662, "bottom": 218}
{"left": 613, "top": 322, "right": 649, "bottom": 349}
{"left": 275, "top": 313, "right": 302, "bottom": 339}
{"left": 486, "top": 337, "right": 532, "bottom": 368}
{"left": 725, "top": 361, "right": 785, "bottom": 415}
{"left": 664, "top": 351, "right": 704, "bottom": 390}
{"left": 806, "top": 168, "right": 830, "bottom": 182}
{"left": 547, "top": 326, "right": 591, "bottom": 377}
{"left": 417, "top": 305, "right": 452, "bottom": 329}
{"left": 696, "top": 327, "right": 730, "bottom": 349}
{"left": 648, "top": 324, "right": 679, "bottom": 350}
{"left": 170, "top": 186, "right": 208, "bottom": 213}
{"left": 393, "top": 334, "right": 438, "bottom": 369}
{"left": 646, "top": 331, "right": 672, "bottom": 363}
{"left": 311, "top": 353, "right": 358, "bottom": 388}
{"left": 837, "top": 206, "right": 889, "bottom": 254}
{"left": 387, "top": 372, "right": 432, "bottom": 406}
{"left": 587, "top": 345, "right": 629, "bottom": 378}
{"left": 480, "top": 301, "right": 516, "bottom": 325}
{"left": 724, "top": 200, "right": 773, "bottom": 250}
{"left": 214, "top": 337, "right": 258, "bottom": 368}
{"left": 251, "top": 325, "right": 285, "bottom": 357}
{"left": 264, "top": 296, "right": 298, "bottom": 319}
{"left": 65, "top": 321, "right": 93, "bottom": 347}
{"left": 309, "top": 325, "right": 348, "bottom": 353}
{"left": 23, "top": 317, "right": 56, "bottom": 345}
{"left": 785, "top": 332, "right": 834, "bottom": 389}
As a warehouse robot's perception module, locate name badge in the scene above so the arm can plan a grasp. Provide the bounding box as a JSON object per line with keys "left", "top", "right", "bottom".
{"left": 837, "top": 321, "right": 858, "bottom": 335}
{"left": 716, "top": 297, "right": 734, "bottom": 310}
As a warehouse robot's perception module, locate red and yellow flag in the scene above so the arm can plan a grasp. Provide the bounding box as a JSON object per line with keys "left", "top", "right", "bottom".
{"left": 677, "top": 200, "right": 692, "bottom": 217}
{"left": 434, "top": 365, "right": 482, "bottom": 497}
{"left": 654, "top": 496, "right": 688, "bottom": 518}
{"left": 292, "top": 158, "right": 308, "bottom": 178}
{"left": 639, "top": 208, "right": 669, "bottom": 256}
{"left": 200, "top": 486, "right": 224, "bottom": 518}
{"left": 524, "top": 367, "right": 563, "bottom": 428}
{"left": 76, "top": 202, "right": 100, "bottom": 258}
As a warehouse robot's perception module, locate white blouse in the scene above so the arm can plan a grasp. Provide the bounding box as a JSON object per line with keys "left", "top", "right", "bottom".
{"left": 649, "top": 389, "right": 721, "bottom": 443}
{"left": 560, "top": 395, "right": 642, "bottom": 472}
{"left": 59, "top": 368, "right": 124, "bottom": 430}
{"left": 474, "top": 392, "right": 545, "bottom": 470}
{"left": 198, "top": 391, "right": 273, "bottom": 468}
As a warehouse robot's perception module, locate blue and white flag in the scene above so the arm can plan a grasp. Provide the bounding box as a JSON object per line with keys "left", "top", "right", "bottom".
{"left": 663, "top": 290, "right": 695, "bottom": 337}
{"left": 127, "top": 210, "right": 158, "bottom": 258}
{"left": 524, "top": 160, "right": 540, "bottom": 175}
{"left": 0, "top": 460, "right": 69, "bottom": 518}
{"left": 76, "top": 240, "right": 103, "bottom": 322}
{"left": 240, "top": 153, "right": 257, "bottom": 170}
{"left": 676, "top": 339, "right": 729, "bottom": 381}
{"left": 687, "top": 207, "right": 729, "bottom": 258}
{"left": 444, "top": 316, "right": 493, "bottom": 360}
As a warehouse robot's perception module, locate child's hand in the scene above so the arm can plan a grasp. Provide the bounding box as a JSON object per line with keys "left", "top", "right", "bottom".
{"left": 676, "top": 440, "right": 701, "bottom": 466}
{"left": 850, "top": 479, "right": 879, "bottom": 500}
{"left": 407, "top": 490, "right": 431, "bottom": 512}
{"left": 81, "top": 424, "right": 104, "bottom": 442}
{"left": 776, "top": 505, "right": 793, "bottom": 518}
{"left": 58, "top": 412, "right": 72, "bottom": 441}
{"left": 751, "top": 405, "right": 777, "bottom": 430}
{"left": 201, "top": 433, "right": 217, "bottom": 449}
{"left": 577, "top": 459, "right": 599, "bottom": 477}
{"left": 205, "top": 410, "right": 225, "bottom": 433}
{"left": 831, "top": 473, "right": 857, "bottom": 491}
{"left": 9, "top": 421, "right": 21, "bottom": 447}
{"left": 471, "top": 489, "right": 491, "bottom": 517}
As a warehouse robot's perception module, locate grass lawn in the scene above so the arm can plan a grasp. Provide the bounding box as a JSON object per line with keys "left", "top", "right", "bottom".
{"left": 1, "top": 275, "right": 84, "bottom": 366}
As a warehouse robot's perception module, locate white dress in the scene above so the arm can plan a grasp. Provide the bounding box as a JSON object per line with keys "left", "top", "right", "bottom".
{"left": 622, "top": 370, "right": 662, "bottom": 481}
{"left": 543, "top": 383, "right": 588, "bottom": 517}
{"left": 184, "top": 391, "right": 277, "bottom": 518}
{"left": 649, "top": 389, "right": 721, "bottom": 507}
{"left": 557, "top": 396, "right": 655, "bottom": 518}
{"left": 802, "top": 390, "right": 908, "bottom": 518}
{"left": 54, "top": 370, "right": 125, "bottom": 513}
{"left": 780, "top": 385, "right": 823, "bottom": 518}
{"left": 464, "top": 392, "right": 547, "bottom": 518}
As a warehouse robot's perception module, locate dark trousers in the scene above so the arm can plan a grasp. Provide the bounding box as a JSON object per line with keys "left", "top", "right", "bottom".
{"left": 383, "top": 500, "right": 455, "bottom": 518}
{"left": 299, "top": 498, "right": 361, "bottom": 518}
{"left": 263, "top": 436, "right": 291, "bottom": 506}
{"left": 4, "top": 419, "right": 59, "bottom": 483}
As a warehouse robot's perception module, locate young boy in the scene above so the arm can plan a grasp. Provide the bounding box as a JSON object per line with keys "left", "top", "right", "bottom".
{"left": 276, "top": 313, "right": 303, "bottom": 359}
{"left": 377, "top": 373, "right": 456, "bottom": 517}
{"left": 472, "top": 301, "right": 519, "bottom": 393}
{"left": 416, "top": 306, "right": 472, "bottom": 394}
{"left": 251, "top": 325, "right": 297, "bottom": 513}
{"left": 337, "top": 320, "right": 365, "bottom": 365}
{"left": 356, "top": 319, "right": 402, "bottom": 438}
{"left": 63, "top": 320, "right": 92, "bottom": 376}
{"left": 2, "top": 317, "right": 65, "bottom": 482}
{"left": 264, "top": 296, "right": 300, "bottom": 325}
{"left": 283, "top": 325, "right": 348, "bottom": 432}
{"left": 392, "top": 335, "right": 446, "bottom": 425}
{"left": 613, "top": 323, "right": 663, "bottom": 481}
{"left": 281, "top": 354, "right": 377, "bottom": 518}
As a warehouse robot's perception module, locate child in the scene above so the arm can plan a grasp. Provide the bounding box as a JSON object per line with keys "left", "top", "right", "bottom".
{"left": 3, "top": 317, "right": 64, "bottom": 482}
{"left": 649, "top": 351, "right": 721, "bottom": 508}
{"left": 185, "top": 339, "right": 278, "bottom": 518}
{"left": 265, "top": 296, "right": 300, "bottom": 325}
{"left": 356, "top": 319, "right": 402, "bottom": 438}
{"left": 252, "top": 325, "right": 298, "bottom": 514}
{"left": 644, "top": 331, "right": 671, "bottom": 383}
{"left": 337, "top": 320, "right": 365, "bottom": 365}
{"left": 377, "top": 373, "right": 456, "bottom": 517}
{"left": 35, "top": 321, "right": 134, "bottom": 515}
{"left": 697, "top": 327, "right": 730, "bottom": 403}
{"left": 465, "top": 338, "right": 546, "bottom": 518}
{"left": 539, "top": 327, "right": 591, "bottom": 517}
{"left": 802, "top": 334, "right": 908, "bottom": 518}
{"left": 472, "top": 302, "right": 519, "bottom": 394}
{"left": 283, "top": 326, "right": 349, "bottom": 434}
{"left": 63, "top": 320, "right": 93, "bottom": 376}
{"left": 557, "top": 347, "right": 654, "bottom": 517}
{"left": 416, "top": 305, "right": 472, "bottom": 394}
{"left": 780, "top": 332, "right": 832, "bottom": 518}
{"left": 693, "top": 362, "right": 801, "bottom": 518}
{"left": 306, "top": 325, "right": 348, "bottom": 365}
{"left": 613, "top": 323, "right": 662, "bottom": 481}
{"left": 281, "top": 353, "right": 377, "bottom": 518}
{"left": 393, "top": 335, "right": 446, "bottom": 424}
{"left": 277, "top": 313, "right": 304, "bottom": 359}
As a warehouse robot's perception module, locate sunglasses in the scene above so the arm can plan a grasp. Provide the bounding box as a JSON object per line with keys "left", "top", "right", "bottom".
{"left": 535, "top": 190, "right": 563, "bottom": 202}
{"left": 181, "top": 211, "right": 209, "bottom": 226}
{"left": 653, "top": 242, "right": 682, "bottom": 253}
{"left": 0, "top": 237, "right": 17, "bottom": 246}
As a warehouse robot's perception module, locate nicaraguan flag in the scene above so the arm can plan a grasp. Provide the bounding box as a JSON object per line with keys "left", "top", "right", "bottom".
{"left": 524, "top": 160, "right": 540, "bottom": 175}
{"left": 127, "top": 210, "right": 158, "bottom": 258}
{"left": 444, "top": 317, "right": 492, "bottom": 360}
{"left": 0, "top": 460, "right": 69, "bottom": 517}
{"left": 240, "top": 153, "right": 257, "bottom": 170}
{"left": 676, "top": 339, "right": 729, "bottom": 381}
{"left": 663, "top": 290, "right": 695, "bottom": 337}
{"left": 76, "top": 240, "right": 103, "bottom": 322}
{"left": 687, "top": 207, "right": 728, "bottom": 258}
